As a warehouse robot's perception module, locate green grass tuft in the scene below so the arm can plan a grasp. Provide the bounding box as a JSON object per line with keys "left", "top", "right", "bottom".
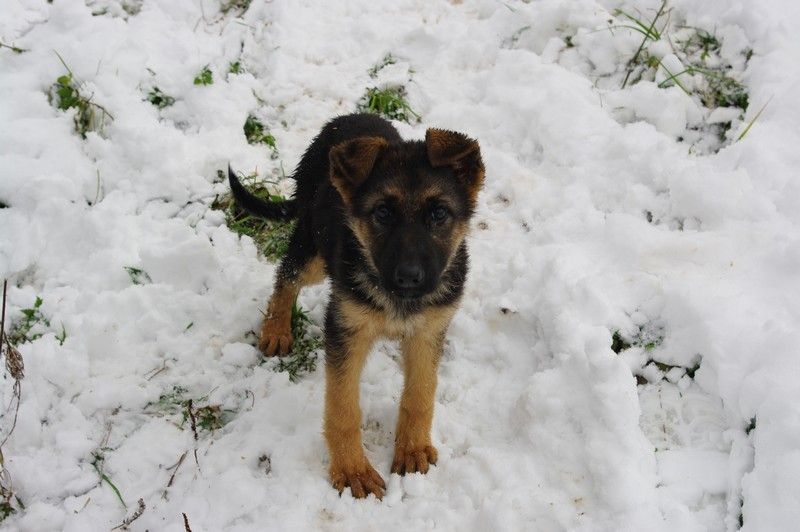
{"left": 213, "top": 171, "right": 293, "bottom": 262}
{"left": 50, "top": 53, "right": 113, "bottom": 138}
{"left": 368, "top": 53, "right": 397, "bottom": 78}
{"left": 708, "top": 74, "right": 748, "bottom": 109}
{"left": 611, "top": 330, "right": 632, "bottom": 354}
{"left": 221, "top": 0, "right": 251, "bottom": 14}
{"left": 189, "top": 404, "right": 226, "bottom": 432}
{"left": 147, "top": 385, "right": 188, "bottom": 414}
{"left": 243, "top": 114, "right": 278, "bottom": 158}
{"left": 124, "top": 266, "right": 152, "bottom": 285}
{"left": 611, "top": 323, "right": 664, "bottom": 354}
{"left": 8, "top": 296, "right": 49, "bottom": 346}
{"left": 0, "top": 502, "right": 15, "bottom": 522}
{"left": 193, "top": 65, "right": 213, "bottom": 86}
{"left": 55, "top": 323, "right": 67, "bottom": 346}
{"left": 144, "top": 385, "right": 233, "bottom": 433}
{"left": 146, "top": 86, "right": 175, "bottom": 109}
{"left": 272, "top": 304, "right": 323, "bottom": 383}
{"left": 357, "top": 86, "right": 420, "bottom": 123}
{"left": 228, "top": 60, "right": 243, "bottom": 74}
{"left": 602, "top": 3, "right": 752, "bottom": 151}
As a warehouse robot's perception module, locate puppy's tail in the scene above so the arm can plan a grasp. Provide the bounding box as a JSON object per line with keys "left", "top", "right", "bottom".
{"left": 228, "top": 165, "right": 298, "bottom": 221}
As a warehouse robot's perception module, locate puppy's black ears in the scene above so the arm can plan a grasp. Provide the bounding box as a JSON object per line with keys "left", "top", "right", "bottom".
{"left": 426, "top": 128, "right": 485, "bottom": 205}
{"left": 329, "top": 137, "right": 388, "bottom": 204}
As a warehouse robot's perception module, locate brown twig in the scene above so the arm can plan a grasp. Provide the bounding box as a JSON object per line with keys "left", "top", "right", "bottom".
{"left": 0, "top": 280, "right": 24, "bottom": 449}
{"left": 185, "top": 400, "right": 200, "bottom": 467}
{"left": 186, "top": 400, "right": 198, "bottom": 441}
{"left": 165, "top": 451, "right": 188, "bottom": 489}
{"left": 183, "top": 512, "right": 193, "bottom": 532}
{"left": 0, "top": 279, "right": 22, "bottom": 513}
{"left": 111, "top": 498, "right": 145, "bottom": 530}
{"left": 0, "top": 280, "right": 6, "bottom": 342}
{"left": 245, "top": 389, "right": 255, "bottom": 409}
{"left": 145, "top": 361, "right": 168, "bottom": 381}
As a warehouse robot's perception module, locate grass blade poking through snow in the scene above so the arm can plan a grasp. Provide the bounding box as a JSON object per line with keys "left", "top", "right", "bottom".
{"left": 50, "top": 52, "right": 114, "bottom": 138}
{"left": 0, "top": 42, "right": 25, "bottom": 54}
{"left": 359, "top": 54, "right": 421, "bottom": 123}
{"left": 124, "top": 266, "right": 152, "bottom": 285}
{"left": 620, "top": 1, "right": 668, "bottom": 89}
{"left": 6, "top": 296, "right": 49, "bottom": 346}
{"left": 90, "top": 451, "right": 126, "bottom": 508}
{"left": 272, "top": 304, "right": 323, "bottom": 382}
{"left": 656, "top": 60, "right": 690, "bottom": 95}
{"left": 243, "top": 115, "right": 278, "bottom": 159}
{"left": 737, "top": 96, "right": 772, "bottom": 141}
{"left": 193, "top": 65, "right": 213, "bottom": 86}
{"left": 357, "top": 86, "right": 420, "bottom": 123}
{"left": 146, "top": 87, "right": 175, "bottom": 109}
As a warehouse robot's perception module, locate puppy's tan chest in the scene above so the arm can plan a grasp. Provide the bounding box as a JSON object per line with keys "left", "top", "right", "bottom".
{"left": 338, "top": 297, "right": 456, "bottom": 343}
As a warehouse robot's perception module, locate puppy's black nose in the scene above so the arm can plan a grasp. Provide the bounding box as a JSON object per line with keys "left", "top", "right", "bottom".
{"left": 394, "top": 263, "right": 425, "bottom": 288}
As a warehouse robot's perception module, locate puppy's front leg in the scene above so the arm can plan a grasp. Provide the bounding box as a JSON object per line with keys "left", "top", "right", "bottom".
{"left": 323, "top": 300, "right": 385, "bottom": 499}
{"left": 391, "top": 308, "right": 454, "bottom": 475}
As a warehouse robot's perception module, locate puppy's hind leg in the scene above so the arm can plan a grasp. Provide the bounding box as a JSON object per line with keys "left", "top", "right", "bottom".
{"left": 259, "top": 224, "right": 324, "bottom": 356}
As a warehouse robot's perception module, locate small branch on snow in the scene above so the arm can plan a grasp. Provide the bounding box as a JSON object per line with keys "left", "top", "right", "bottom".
{"left": 111, "top": 498, "right": 145, "bottom": 530}
{"left": 183, "top": 512, "right": 193, "bottom": 532}
{"left": 0, "top": 279, "right": 25, "bottom": 449}
{"left": 165, "top": 451, "right": 188, "bottom": 493}
{"left": 185, "top": 400, "right": 200, "bottom": 469}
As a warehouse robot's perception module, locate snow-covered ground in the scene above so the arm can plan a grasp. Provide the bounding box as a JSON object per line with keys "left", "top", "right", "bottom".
{"left": 1, "top": 0, "right": 799, "bottom": 530}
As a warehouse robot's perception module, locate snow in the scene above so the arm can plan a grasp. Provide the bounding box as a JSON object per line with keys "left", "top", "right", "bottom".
{"left": 1, "top": 0, "right": 800, "bottom": 530}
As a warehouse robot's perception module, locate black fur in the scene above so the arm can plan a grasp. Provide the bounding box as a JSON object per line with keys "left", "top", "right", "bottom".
{"left": 229, "top": 113, "right": 473, "bottom": 319}
{"left": 228, "top": 166, "right": 297, "bottom": 221}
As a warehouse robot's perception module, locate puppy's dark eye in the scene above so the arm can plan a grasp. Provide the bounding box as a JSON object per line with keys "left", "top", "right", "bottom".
{"left": 430, "top": 206, "right": 449, "bottom": 223}
{"left": 373, "top": 204, "right": 392, "bottom": 224}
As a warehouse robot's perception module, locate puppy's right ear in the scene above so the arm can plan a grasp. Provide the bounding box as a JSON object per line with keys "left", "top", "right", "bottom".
{"left": 329, "top": 137, "right": 388, "bottom": 204}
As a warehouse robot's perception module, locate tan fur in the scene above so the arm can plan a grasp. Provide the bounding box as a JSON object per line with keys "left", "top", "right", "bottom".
{"left": 298, "top": 254, "right": 326, "bottom": 286}
{"left": 392, "top": 305, "right": 455, "bottom": 474}
{"left": 325, "top": 297, "right": 457, "bottom": 493}
{"left": 324, "top": 299, "right": 385, "bottom": 499}
{"left": 259, "top": 255, "right": 325, "bottom": 356}
{"left": 346, "top": 218, "right": 381, "bottom": 275}
{"left": 438, "top": 221, "right": 469, "bottom": 270}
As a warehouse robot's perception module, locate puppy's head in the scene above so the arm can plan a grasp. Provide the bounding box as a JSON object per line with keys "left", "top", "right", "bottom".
{"left": 330, "top": 128, "right": 484, "bottom": 300}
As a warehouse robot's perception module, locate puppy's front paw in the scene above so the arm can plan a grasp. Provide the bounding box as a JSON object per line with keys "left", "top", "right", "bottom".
{"left": 258, "top": 319, "right": 293, "bottom": 356}
{"left": 330, "top": 461, "right": 386, "bottom": 500}
{"left": 391, "top": 444, "right": 437, "bottom": 475}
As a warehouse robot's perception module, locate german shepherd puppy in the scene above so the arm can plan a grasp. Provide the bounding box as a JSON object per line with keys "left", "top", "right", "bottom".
{"left": 229, "top": 113, "right": 484, "bottom": 499}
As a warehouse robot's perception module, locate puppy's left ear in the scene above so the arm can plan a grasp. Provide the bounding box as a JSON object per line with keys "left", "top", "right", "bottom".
{"left": 426, "top": 128, "right": 485, "bottom": 205}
